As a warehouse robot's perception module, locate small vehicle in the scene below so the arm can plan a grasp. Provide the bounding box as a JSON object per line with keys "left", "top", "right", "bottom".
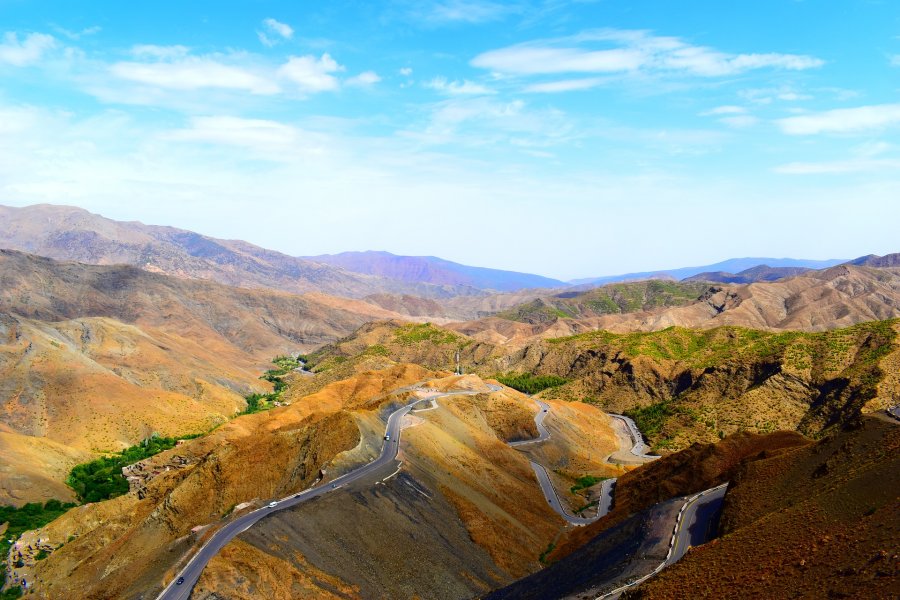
{"left": 176, "top": 577, "right": 185, "bottom": 585}
{"left": 543, "top": 409, "right": 548, "bottom": 412}
{"left": 268, "top": 501, "right": 278, "bottom": 508}
{"left": 331, "top": 483, "right": 337, "bottom": 489}
{"left": 384, "top": 434, "right": 390, "bottom": 441}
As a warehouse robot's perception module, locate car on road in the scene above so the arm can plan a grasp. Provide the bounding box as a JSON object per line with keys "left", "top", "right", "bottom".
{"left": 331, "top": 483, "right": 337, "bottom": 489}
{"left": 176, "top": 577, "right": 185, "bottom": 585}
{"left": 268, "top": 501, "right": 278, "bottom": 507}
{"left": 384, "top": 434, "right": 390, "bottom": 441}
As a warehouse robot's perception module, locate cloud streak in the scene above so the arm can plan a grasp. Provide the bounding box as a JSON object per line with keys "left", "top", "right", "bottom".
{"left": 777, "top": 103, "right": 900, "bottom": 135}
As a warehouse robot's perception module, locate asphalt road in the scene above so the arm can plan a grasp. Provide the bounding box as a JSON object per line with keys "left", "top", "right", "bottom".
{"left": 156, "top": 388, "right": 479, "bottom": 600}
{"left": 607, "top": 414, "right": 658, "bottom": 459}
{"left": 596, "top": 484, "right": 729, "bottom": 599}
{"left": 511, "top": 398, "right": 615, "bottom": 526}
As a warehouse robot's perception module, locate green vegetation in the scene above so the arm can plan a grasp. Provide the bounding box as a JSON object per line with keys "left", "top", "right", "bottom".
{"left": 240, "top": 354, "right": 301, "bottom": 414}
{"left": 393, "top": 322, "right": 463, "bottom": 346}
{"left": 549, "top": 320, "right": 898, "bottom": 374}
{"left": 1, "top": 500, "right": 76, "bottom": 593}
{"left": 496, "top": 373, "right": 568, "bottom": 395}
{"left": 498, "top": 281, "right": 710, "bottom": 323}
{"left": 569, "top": 475, "right": 605, "bottom": 494}
{"left": 538, "top": 542, "right": 556, "bottom": 565}
{"left": 624, "top": 401, "right": 673, "bottom": 438}
{"left": 66, "top": 434, "right": 182, "bottom": 503}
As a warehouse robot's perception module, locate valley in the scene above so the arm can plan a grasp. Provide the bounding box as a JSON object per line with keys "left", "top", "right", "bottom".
{"left": 0, "top": 208, "right": 897, "bottom": 600}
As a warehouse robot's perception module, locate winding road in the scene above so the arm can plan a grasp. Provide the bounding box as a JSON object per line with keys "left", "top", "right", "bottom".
{"left": 156, "top": 388, "right": 481, "bottom": 600}
{"left": 596, "top": 484, "right": 729, "bottom": 599}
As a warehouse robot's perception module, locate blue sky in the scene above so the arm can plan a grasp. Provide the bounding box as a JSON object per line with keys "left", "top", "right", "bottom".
{"left": 0, "top": 0, "right": 898, "bottom": 280}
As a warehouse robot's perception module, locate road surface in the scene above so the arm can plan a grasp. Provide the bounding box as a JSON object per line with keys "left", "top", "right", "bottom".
{"left": 596, "top": 484, "right": 728, "bottom": 599}
{"left": 511, "top": 398, "right": 615, "bottom": 526}
{"left": 607, "top": 414, "right": 658, "bottom": 459}
{"left": 156, "top": 388, "right": 480, "bottom": 600}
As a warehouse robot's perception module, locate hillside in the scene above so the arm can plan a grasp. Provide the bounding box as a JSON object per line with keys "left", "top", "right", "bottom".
{"left": 626, "top": 415, "right": 899, "bottom": 599}
{"left": 570, "top": 257, "right": 844, "bottom": 287}
{"left": 0, "top": 250, "right": 420, "bottom": 505}
{"left": 449, "top": 264, "right": 900, "bottom": 346}
{"left": 684, "top": 264, "right": 812, "bottom": 284}
{"left": 0, "top": 204, "right": 475, "bottom": 299}
{"left": 311, "top": 319, "right": 900, "bottom": 454}
{"left": 8, "top": 364, "right": 618, "bottom": 599}
{"left": 306, "top": 250, "right": 566, "bottom": 292}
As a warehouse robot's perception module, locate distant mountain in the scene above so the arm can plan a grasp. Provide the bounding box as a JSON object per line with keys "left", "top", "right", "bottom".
{"left": 570, "top": 257, "right": 846, "bottom": 287}
{"left": 684, "top": 264, "right": 813, "bottom": 284}
{"left": 0, "top": 204, "right": 478, "bottom": 299}
{"left": 844, "top": 252, "right": 900, "bottom": 268}
{"left": 305, "top": 250, "right": 566, "bottom": 292}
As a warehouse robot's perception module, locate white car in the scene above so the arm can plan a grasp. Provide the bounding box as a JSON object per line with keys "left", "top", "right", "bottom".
{"left": 268, "top": 501, "right": 278, "bottom": 508}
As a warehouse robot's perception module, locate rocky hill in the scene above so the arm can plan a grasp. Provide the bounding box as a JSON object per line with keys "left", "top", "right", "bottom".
{"left": 448, "top": 263, "right": 900, "bottom": 346}
{"left": 0, "top": 250, "right": 421, "bottom": 505}
{"left": 0, "top": 204, "right": 475, "bottom": 299}
{"left": 625, "top": 415, "right": 899, "bottom": 599}
{"left": 684, "top": 264, "right": 812, "bottom": 284}
{"left": 310, "top": 318, "right": 900, "bottom": 454}
{"left": 306, "top": 250, "right": 566, "bottom": 291}
{"left": 9, "top": 364, "right": 617, "bottom": 599}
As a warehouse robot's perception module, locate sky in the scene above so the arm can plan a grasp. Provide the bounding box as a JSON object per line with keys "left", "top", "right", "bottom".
{"left": 0, "top": 0, "right": 898, "bottom": 280}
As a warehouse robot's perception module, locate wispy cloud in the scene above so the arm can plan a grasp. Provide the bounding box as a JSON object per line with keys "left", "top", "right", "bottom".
{"left": 258, "top": 18, "right": 294, "bottom": 47}
{"left": 524, "top": 77, "right": 608, "bottom": 93}
{"left": 702, "top": 105, "right": 746, "bottom": 116}
{"left": 51, "top": 25, "right": 101, "bottom": 41}
{"left": 0, "top": 31, "right": 56, "bottom": 66}
{"left": 347, "top": 70, "right": 381, "bottom": 86}
{"left": 775, "top": 158, "right": 900, "bottom": 175}
{"left": 777, "top": 103, "right": 900, "bottom": 135}
{"left": 278, "top": 53, "right": 344, "bottom": 92}
{"left": 472, "top": 28, "right": 824, "bottom": 81}
{"left": 110, "top": 54, "right": 280, "bottom": 95}
{"left": 412, "top": 0, "right": 518, "bottom": 25}
{"left": 425, "top": 77, "right": 494, "bottom": 95}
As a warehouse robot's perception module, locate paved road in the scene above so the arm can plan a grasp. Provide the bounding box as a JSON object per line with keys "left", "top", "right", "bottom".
{"left": 607, "top": 414, "right": 658, "bottom": 459}
{"left": 156, "top": 388, "right": 479, "bottom": 600}
{"left": 596, "top": 484, "right": 728, "bottom": 599}
{"left": 888, "top": 405, "right": 900, "bottom": 422}
{"left": 509, "top": 399, "right": 551, "bottom": 447}
{"left": 510, "top": 398, "right": 616, "bottom": 526}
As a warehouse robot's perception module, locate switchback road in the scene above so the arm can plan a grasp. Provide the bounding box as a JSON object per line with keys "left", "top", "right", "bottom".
{"left": 156, "top": 388, "right": 480, "bottom": 600}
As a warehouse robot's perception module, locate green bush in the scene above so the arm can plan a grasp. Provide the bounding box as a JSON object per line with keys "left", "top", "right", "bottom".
{"left": 496, "top": 373, "right": 568, "bottom": 395}
{"left": 66, "top": 435, "right": 180, "bottom": 503}
{"left": 570, "top": 475, "right": 604, "bottom": 494}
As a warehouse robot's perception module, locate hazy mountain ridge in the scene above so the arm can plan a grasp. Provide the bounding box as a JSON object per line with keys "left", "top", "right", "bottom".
{"left": 0, "top": 204, "right": 479, "bottom": 299}
{"left": 684, "top": 264, "right": 813, "bottom": 284}
{"left": 306, "top": 250, "right": 566, "bottom": 291}
{"left": 570, "top": 256, "right": 846, "bottom": 287}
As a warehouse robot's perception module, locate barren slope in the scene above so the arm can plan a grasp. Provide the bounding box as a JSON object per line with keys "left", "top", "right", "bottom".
{"left": 0, "top": 204, "right": 474, "bottom": 299}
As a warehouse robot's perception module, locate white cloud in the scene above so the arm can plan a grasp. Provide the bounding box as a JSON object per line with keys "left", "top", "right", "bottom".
{"left": 0, "top": 31, "right": 56, "bottom": 66}
{"left": 777, "top": 103, "right": 900, "bottom": 135}
{"left": 258, "top": 18, "right": 294, "bottom": 47}
{"left": 524, "top": 77, "right": 606, "bottom": 93}
{"left": 472, "top": 29, "right": 824, "bottom": 79}
{"left": 110, "top": 55, "right": 280, "bottom": 95}
{"left": 130, "top": 45, "right": 190, "bottom": 59}
{"left": 52, "top": 25, "right": 101, "bottom": 40}
{"left": 399, "top": 67, "right": 413, "bottom": 76}
{"left": 425, "top": 77, "right": 494, "bottom": 95}
{"left": 702, "top": 105, "right": 746, "bottom": 116}
{"left": 775, "top": 158, "right": 900, "bottom": 175}
{"left": 719, "top": 115, "right": 758, "bottom": 128}
{"left": 419, "top": 1, "right": 515, "bottom": 24}
{"left": 278, "top": 53, "right": 344, "bottom": 92}
{"left": 166, "top": 116, "right": 301, "bottom": 153}
{"left": 473, "top": 46, "right": 643, "bottom": 75}
{"left": 740, "top": 86, "right": 812, "bottom": 104}
{"left": 347, "top": 70, "right": 381, "bottom": 86}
